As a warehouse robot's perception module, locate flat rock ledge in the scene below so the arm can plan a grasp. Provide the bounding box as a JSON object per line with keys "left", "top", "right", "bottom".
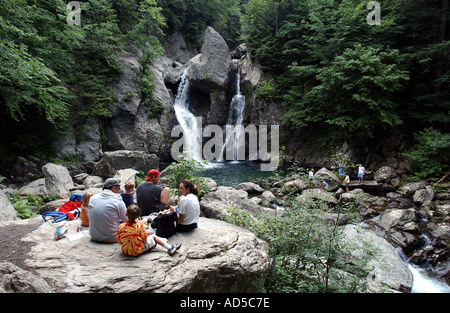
{"left": 20, "top": 217, "right": 269, "bottom": 293}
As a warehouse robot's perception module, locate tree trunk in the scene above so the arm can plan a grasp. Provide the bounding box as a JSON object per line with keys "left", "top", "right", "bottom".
{"left": 435, "top": 0, "right": 449, "bottom": 93}
{"left": 275, "top": 0, "right": 280, "bottom": 34}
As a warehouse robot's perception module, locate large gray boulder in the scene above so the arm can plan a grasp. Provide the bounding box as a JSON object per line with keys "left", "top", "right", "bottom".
{"left": 187, "top": 27, "right": 231, "bottom": 93}
{"left": 42, "top": 163, "right": 74, "bottom": 195}
{"left": 315, "top": 167, "right": 340, "bottom": 190}
{"left": 22, "top": 217, "right": 269, "bottom": 293}
{"left": 235, "top": 182, "right": 264, "bottom": 194}
{"left": 17, "top": 178, "right": 47, "bottom": 196}
{"left": 295, "top": 189, "right": 338, "bottom": 205}
{"left": 413, "top": 187, "right": 435, "bottom": 205}
{"left": 0, "top": 190, "right": 17, "bottom": 222}
{"left": 342, "top": 225, "right": 413, "bottom": 293}
{"left": 398, "top": 182, "right": 427, "bottom": 197}
{"left": 92, "top": 150, "right": 159, "bottom": 179}
{"left": 374, "top": 166, "right": 398, "bottom": 183}
{"left": 379, "top": 208, "right": 418, "bottom": 231}
{"left": 200, "top": 187, "right": 273, "bottom": 219}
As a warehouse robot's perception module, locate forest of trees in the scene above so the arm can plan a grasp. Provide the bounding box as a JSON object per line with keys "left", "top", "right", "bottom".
{"left": 0, "top": 0, "right": 449, "bottom": 178}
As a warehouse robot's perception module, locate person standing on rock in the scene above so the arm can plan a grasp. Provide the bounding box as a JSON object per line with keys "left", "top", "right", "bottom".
{"left": 170, "top": 179, "right": 200, "bottom": 232}
{"left": 89, "top": 178, "right": 127, "bottom": 243}
{"left": 343, "top": 173, "right": 350, "bottom": 192}
{"left": 358, "top": 164, "right": 366, "bottom": 183}
{"left": 308, "top": 168, "right": 315, "bottom": 188}
{"left": 339, "top": 162, "right": 346, "bottom": 180}
{"left": 136, "top": 169, "right": 170, "bottom": 216}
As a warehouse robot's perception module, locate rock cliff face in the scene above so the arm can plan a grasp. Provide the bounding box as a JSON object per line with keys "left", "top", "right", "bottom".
{"left": 50, "top": 26, "right": 282, "bottom": 165}
{"left": 17, "top": 216, "right": 269, "bottom": 293}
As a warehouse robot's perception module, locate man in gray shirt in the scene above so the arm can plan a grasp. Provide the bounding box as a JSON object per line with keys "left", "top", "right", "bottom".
{"left": 89, "top": 178, "right": 127, "bottom": 243}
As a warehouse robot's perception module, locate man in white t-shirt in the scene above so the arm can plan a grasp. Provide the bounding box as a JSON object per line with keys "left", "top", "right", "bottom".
{"left": 358, "top": 165, "right": 366, "bottom": 183}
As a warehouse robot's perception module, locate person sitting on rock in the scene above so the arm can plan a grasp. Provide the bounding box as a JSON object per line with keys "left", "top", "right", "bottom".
{"left": 89, "top": 178, "right": 127, "bottom": 243}
{"left": 169, "top": 179, "right": 200, "bottom": 233}
{"left": 136, "top": 169, "right": 170, "bottom": 216}
{"left": 121, "top": 181, "right": 136, "bottom": 208}
{"left": 80, "top": 191, "right": 93, "bottom": 227}
{"left": 117, "top": 204, "right": 181, "bottom": 256}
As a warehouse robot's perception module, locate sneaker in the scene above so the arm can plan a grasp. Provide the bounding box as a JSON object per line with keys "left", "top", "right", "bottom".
{"left": 168, "top": 243, "right": 182, "bottom": 256}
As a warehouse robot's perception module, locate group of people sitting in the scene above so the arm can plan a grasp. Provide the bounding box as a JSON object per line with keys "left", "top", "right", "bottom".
{"left": 77, "top": 169, "right": 200, "bottom": 257}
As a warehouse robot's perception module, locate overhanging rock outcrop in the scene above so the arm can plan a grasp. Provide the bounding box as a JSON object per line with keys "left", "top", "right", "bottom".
{"left": 23, "top": 217, "right": 269, "bottom": 293}
{"left": 186, "top": 26, "right": 231, "bottom": 94}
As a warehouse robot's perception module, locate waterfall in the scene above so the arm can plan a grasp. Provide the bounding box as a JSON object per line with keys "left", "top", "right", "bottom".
{"left": 173, "top": 71, "right": 202, "bottom": 160}
{"left": 219, "top": 71, "right": 246, "bottom": 161}
{"left": 396, "top": 247, "right": 450, "bottom": 293}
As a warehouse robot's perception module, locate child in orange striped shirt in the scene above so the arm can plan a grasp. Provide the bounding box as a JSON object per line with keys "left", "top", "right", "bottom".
{"left": 116, "top": 204, "right": 181, "bottom": 256}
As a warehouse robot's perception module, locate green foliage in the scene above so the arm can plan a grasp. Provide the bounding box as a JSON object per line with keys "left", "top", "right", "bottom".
{"left": 140, "top": 70, "right": 156, "bottom": 104}
{"left": 163, "top": 158, "right": 211, "bottom": 198}
{"left": 8, "top": 193, "right": 41, "bottom": 219}
{"left": 403, "top": 128, "right": 450, "bottom": 180}
{"left": 223, "top": 199, "right": 372, "bottom": 293}
{"left": 71, "top": 0, "right": 124, "bottom": 119}
{"left": 284, "top": 44, "right": 409, "bottom": 137}
{"left": 127, "top": 0, "right": 165, "bottom": 66}
{"left": 241, "top": 0, "right": 449, "bottom": 148}
{"left": 8, "top": 192, "right": 61, "bottom": 219}
{"left": 156, "top": 0, "right": 242, "bottom": 48}
{"left": 0, "top": 0, "right": 72, "bottom": 128}
{"left": 255, "top": 79, "right": 277, "bottom": 100}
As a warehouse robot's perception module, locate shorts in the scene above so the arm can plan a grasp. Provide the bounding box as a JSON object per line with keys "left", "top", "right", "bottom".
{"left": 141, "top": 236, "right": 157, "bottom": 254}
{"left": 358, "top": 173, "right": 364, "bottom": 178}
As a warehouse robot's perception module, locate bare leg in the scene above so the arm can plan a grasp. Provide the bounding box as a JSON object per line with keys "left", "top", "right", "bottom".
{"left": 151, "top": 234, "right": 166, "bottom": 248}
{"left": 160, "top": 187, "right": 170, "bottom": 204}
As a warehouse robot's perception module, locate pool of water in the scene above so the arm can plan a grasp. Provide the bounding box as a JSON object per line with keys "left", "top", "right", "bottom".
{"left": 202, "top": 161, "right": 289, "bottom": 187}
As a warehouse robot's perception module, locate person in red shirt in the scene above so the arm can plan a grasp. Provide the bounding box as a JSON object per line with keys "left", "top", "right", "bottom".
{"left": 116, "top": 204, "right": 181, "bottom": 256}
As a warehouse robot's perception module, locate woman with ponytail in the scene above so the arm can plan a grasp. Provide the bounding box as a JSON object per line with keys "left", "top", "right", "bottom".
{"left": 171, "top": 179, "right": 200, "bottom": 232}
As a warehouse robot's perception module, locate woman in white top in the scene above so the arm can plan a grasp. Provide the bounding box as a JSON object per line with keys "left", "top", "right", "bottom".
{"left": 173, "top": 179, "right": 200, "bottom": 232}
